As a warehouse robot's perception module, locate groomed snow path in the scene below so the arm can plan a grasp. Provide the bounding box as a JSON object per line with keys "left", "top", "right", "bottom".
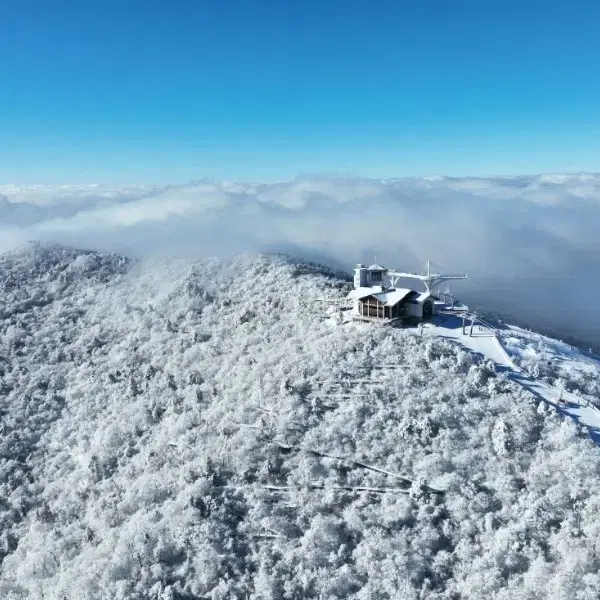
{"left": 428, "top": 312, "right": 600, "bottom": 444}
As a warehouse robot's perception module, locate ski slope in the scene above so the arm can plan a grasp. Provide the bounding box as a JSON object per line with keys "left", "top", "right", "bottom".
{"left": 427, "top": 312, "right": 511, "bottom": 367}
{"left": 427, "top": 312, "right": 600, "bottom": 444}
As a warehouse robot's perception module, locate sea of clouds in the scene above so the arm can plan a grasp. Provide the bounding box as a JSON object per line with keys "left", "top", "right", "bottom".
{"left": 1, "top": 173, "right": 599, "bottom": 346}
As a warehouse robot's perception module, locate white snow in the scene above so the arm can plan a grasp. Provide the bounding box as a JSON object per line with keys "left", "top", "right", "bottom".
{"left": 2, "top": 245, "right": 600, "bottom": 599}
{"left": 426, "top": 311, "right": 600, "bottom": 443}
{"left": 346, "top": 287, "right": 416, "bottom": 306}
{"left": 346, "top": 286, "right": 380, "bottom": 300}
{"left": 371, "top": 288, "right": 414, "bottom": 306}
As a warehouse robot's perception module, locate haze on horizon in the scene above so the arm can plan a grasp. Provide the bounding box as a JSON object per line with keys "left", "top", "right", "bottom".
{"left": 1, "top": 173, "right": 600, "bottom": 351}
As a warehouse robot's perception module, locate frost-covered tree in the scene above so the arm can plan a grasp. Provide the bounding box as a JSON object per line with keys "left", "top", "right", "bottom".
{"left": 1, "top": 244, "right": 600, "bottom": 599}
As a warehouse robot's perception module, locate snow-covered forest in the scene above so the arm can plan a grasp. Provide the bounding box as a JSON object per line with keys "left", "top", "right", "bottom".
{"left": 3, "top": 173, "right": 600, "bottom": 349}
{"left": 2, "top": 244, "right": 600, "bottom": 600}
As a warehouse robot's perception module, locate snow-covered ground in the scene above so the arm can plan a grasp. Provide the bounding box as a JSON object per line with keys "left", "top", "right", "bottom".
{"left": 502, "top": 325, "right": 600, "bottom": 397}
{"left": 2, "top": 244, "right": 600, "bottom": 600}
{"left": 427, "top": 312, "right": 511, "bottom": 367}
{"left": 426, "top": 312, "right": 600, "bottom": 444}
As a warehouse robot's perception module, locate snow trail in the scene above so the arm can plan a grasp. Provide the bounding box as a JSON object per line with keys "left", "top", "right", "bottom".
{"left": 428, "top": 312, "right": 600, "bottom": 444}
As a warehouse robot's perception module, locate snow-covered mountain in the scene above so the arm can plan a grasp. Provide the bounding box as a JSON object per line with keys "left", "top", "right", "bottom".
{"left": 2, "top": 244, "right": 600, "bottom": 600}
{"left": 2, "top": 173, "right": 600, "bottom": 349}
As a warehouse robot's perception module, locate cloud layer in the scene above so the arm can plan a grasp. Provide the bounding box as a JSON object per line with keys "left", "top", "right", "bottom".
{"left": 1, "top": 173, "right": 599, "bottom": 346}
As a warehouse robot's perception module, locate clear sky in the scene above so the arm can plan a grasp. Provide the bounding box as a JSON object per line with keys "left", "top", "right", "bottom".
{"left": 2, "top": 0, "right": 600, "bottom": 183}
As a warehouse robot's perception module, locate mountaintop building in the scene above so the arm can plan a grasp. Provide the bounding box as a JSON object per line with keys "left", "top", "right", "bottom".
{"left": 346, "top": 264, "right": 436, "bottom": 322}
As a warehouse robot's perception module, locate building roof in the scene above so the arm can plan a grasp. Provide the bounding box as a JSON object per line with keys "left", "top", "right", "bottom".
{"left": 416, "top": 292, "right": 432, "bottom": 303}
{"left": 347, "top": 286, "right": 381, "bottom": 300}
{"left": 367, "top": 264, "right": 387, "bottom": 271}
{"left": 347, "top": 286, "right": 415, "bottom": 306}
{"left": 372, "top": 288, "right": 414, "bottom": 306}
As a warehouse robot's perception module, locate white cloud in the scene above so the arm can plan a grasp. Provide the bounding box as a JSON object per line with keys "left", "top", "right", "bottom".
{"left": 1, "top": 173, "right": 600, "bottom": 345}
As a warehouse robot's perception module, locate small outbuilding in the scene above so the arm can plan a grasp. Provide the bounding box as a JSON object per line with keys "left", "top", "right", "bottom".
{"left": 405, "top": 292, "right": 435, "bottom": 320}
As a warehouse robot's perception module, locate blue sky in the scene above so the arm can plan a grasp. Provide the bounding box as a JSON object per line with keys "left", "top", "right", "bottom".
{"left": 2, "top": 0, "right": 600, "bottom": 183}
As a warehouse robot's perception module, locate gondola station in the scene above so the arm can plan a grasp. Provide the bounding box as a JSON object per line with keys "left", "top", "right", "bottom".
{"left": 346, "top": 262, "right": 467, "bottom": 324}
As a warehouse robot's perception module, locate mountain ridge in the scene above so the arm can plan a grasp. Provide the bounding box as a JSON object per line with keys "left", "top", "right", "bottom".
{"left": 1, "top": 244, "right": 600, "bottom": 599}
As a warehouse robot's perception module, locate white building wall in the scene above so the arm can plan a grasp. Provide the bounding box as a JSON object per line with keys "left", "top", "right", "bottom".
{"left": 353, "top": 265, "right": 392, "bottom": 289}
{"left": 427, "top": 300, "right": 435, "bottom": 317}
{"left": 405, "top": 301, "right": 423, "bottom": 319}
{"left": 354, "top": 266, "right": 368, "bottom": 287}
{"left": 405, "top": 298, "right": 435, "bottom": 319}
{"left": 366, "top": 271, "right": 392, "bottom": 288}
